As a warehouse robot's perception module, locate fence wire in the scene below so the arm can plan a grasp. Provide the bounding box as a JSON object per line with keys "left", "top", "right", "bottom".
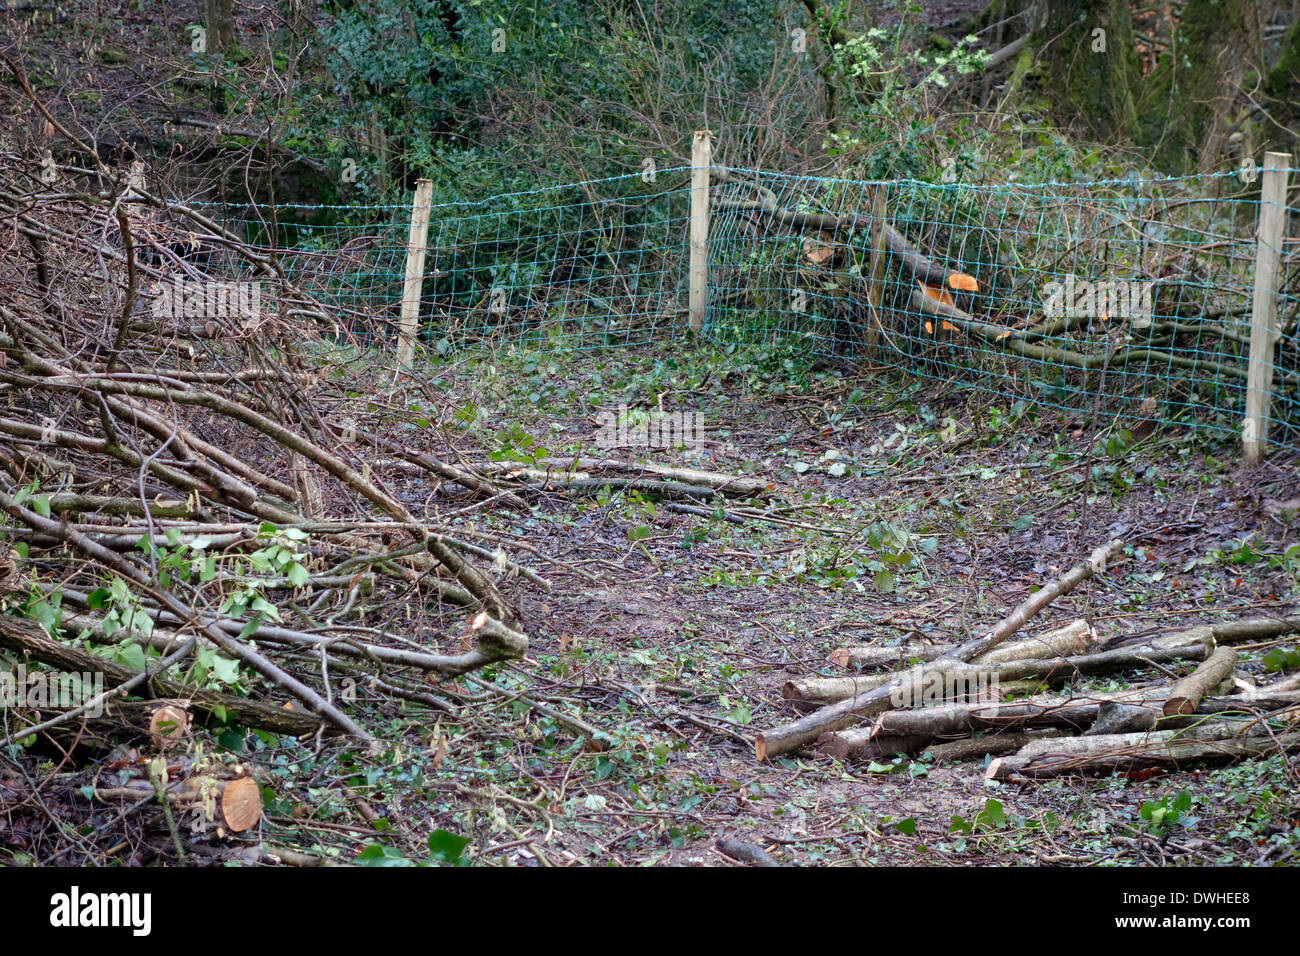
{"left": 180, "top": 163, "right": 1296, "bottom": 452}
{"left": 194, "top": 169, "right": 693, "bottom": 353}
{"left": 709, "top": 167, "right": 1299, "bottom": 451}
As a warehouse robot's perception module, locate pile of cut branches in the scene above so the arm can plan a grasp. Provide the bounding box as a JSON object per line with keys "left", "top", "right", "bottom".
{"left": 759, "top": 541, "right": 1300, "bottom": 780}
{"left": 0, "top": 125, "right": 542, "bottom": 751}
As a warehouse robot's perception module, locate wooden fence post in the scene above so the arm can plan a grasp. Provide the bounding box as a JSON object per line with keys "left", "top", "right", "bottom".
{"left": 1244, "top": 152, "right": 1290, "bottom": 462}
{"left": 397, "top": 177, "right": 434, "bottom": 367}
{"left": 866, "top": 184, "right": 888, "bottom": 356}
{"left": 688, "top": 130, "right": 712, "bottom": 332}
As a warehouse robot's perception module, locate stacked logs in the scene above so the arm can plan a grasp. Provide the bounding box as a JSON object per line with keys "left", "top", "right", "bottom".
{"left": 758, "top": 541, "right": 1300, "bottom": 781}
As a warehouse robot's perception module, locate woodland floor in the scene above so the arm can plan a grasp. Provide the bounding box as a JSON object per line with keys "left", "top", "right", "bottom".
{"left": 4, "top": 0, "right": 1297, "bottom": 873}
{"left": 438, "top": 339, "right": 1298, "bottom": 867}
{"left": 11, "top": 335, "right": 1299, "bottom": 867}
{"left": 0, "top": 335, "right": 1294, "bottom": 868}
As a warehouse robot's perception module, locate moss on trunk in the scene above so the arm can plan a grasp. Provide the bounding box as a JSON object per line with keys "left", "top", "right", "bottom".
{"left": 1137, "top": 0, "right": 1259, "bottom": 172}
{"left": 1264, "top": 16, "right": 1300, "bottom": 153}
{"left": 1029, "top": 0, "right": 1142, "bottom": 142}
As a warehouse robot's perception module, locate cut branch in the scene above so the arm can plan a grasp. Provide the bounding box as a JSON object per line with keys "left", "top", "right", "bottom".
{"left": 755, "top": 540, "right": 1123, "bottom": 760}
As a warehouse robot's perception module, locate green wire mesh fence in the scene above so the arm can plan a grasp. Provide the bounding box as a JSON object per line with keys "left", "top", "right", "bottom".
{"left": 177, "top": 161, "right": 1297, "bottom": 452}
{"left": 192, "top": 169, "right": 694, "bottom": 353}
{"left": 708, "top": 166, "right": 1298, "bottom": 452}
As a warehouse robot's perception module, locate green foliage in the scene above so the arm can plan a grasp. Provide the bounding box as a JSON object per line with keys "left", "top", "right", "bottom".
{"left": 819, "top": 14, "right": 989, "bottom": 178}
{"left": 1194, "top": 539, "right": 1299, "bottom": 587}
{"left": 783, "top": 520, "right": 936, "bottom": 592}
{"left": 303, "top": 0, "right": 783, "bottom": 202}
{"left": 1261, "top": 645, "right": 1300, "bottom": 673}
{"left": 949, "top": 798, "right": 1008, "bottom": 834}
{"left": 488, "top": 422, "right": 547, "bottom": 465}
{"left": 354, "top": 828, "right": 471, "bottom": 867}
{"left": 1139, "top": 790, "right": 1195, "bottom": 835}
{"left": 12, "top": 480, "right": 50, "bottom": 520}
{"left": 215, "top": 524, "right": 312, "bottom": 639}
{"left": 90, "top": 576, "right": 152, "bottom": 649}
{"left": 941, "top": 798, "right": 1061, "bottom": 855}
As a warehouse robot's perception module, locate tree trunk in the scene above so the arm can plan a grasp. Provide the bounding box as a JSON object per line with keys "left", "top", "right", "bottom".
{"left": 1264, "top": 16, "right": 1300, "bottom": 154}
{"left": 204, "top": 0, "right": 235, "bottom": 54}
{"left": 1137, "top": 0, "right": 1261, "bottom": 171}
{"left": 1031, "top": 0, "right": 1142, "bottom": 141}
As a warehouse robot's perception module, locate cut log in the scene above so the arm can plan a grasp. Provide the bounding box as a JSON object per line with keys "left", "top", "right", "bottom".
{"left": 784, "top": 671, "right": 893, "bottom": 706}
{"left": 530, "top": 458, "right": 772, "bottom": 499}
{"left": 518, "top": 476, "right": 731, "bottom": 501}
{"left": 1100, "top": 623, "right": 1214, "bottom": 652}
{"left": 875, "top": 695, "right": 1113, "bottom": 739}
{"left": 42, "top": 493, "right": 196, "bottom": 519}
{"left": 1202, "top": 690, "right": 1300, "bottom": 712}
{"left": 149, "top": 703, "right": 191, "bottom": 749}
{"left": 941, "top": 635, "right": 1213, "bottom": 686}
{"left": 1100, "top": 617, "right": 1300, "bottom": 652}
{"left": 975, "top": 620, "right": 1097, "bottom": 665}
{"left": 820, "top": 726, "right": 1061, "bottom": 763}
{"left": 830, "top": 642, "right": 948, "bottom": 670}
{"left": 481, "top": 458, "right": 771, "bottom": 500}
{"left": 755, "top": 540, "right": 1122, "bottom": 760}
{"left": 1163, "top": 646, "right": 1239, "bottom": 716}
{"left": 830, "top": 619, "right": 1094, "bottom": 671}
{"left": 987, "top": 722, "right": 1300, "bottom": 781}
{"left": 821, "top": 727, "right": 1073, "bottom": 764}
{"left": 1086, "top": 701, "right": 1158, "bottom": 735}
{"left": 793, "top": 630, "right": 1204, "bottom": 708}
{"left": 925, "top": 730, "right": 1062, "bottom": 763}
{"left": 95, "top": 771, "right": 263, "bottom": 834}
{"left": 816, "top": 730, "right": 933, "bottom": 761}
{"left": 756, "top": 657, "right": 958, "bottom": 761}
{"left": 1208, "top": 615, "right": 1300, "bottom": 644}
{"left": 220, "top": 776, "right": 263, "bottom": 833}
{"left": 876, "top": 685, "right": 1298, "bottom": 743}
{"left": 1258, "top": 672, "right": 1300, "bottom": 695}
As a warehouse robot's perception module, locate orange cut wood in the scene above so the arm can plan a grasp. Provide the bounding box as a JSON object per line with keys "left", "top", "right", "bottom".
{"left": 802, "top": 233, "right": 837, "bottom": 265}
{"left": 220, "top": 776, "right": 262, "bottom": 833}
{"left": 916, "top": 279, "right": 955, "bottom": 306}
{"left": 149, "top": 704, "right": 190, "bottom": 750}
